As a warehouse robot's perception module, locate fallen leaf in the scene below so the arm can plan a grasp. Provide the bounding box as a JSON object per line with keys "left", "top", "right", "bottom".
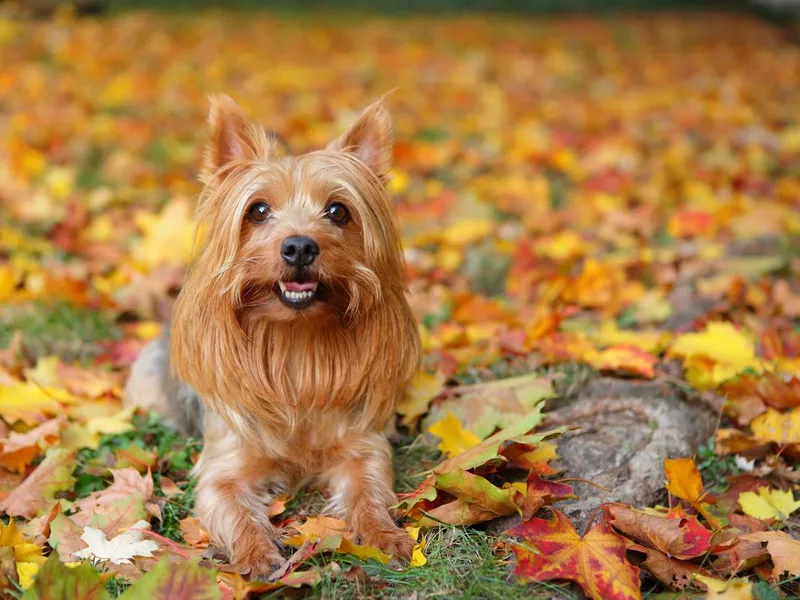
{"left": 508, "top": 508, "right": 641, "bottom": 600}
{"left": 0, "top": 418, "right": 61, "bottom": 472}
{"left": 738, "top": 486, "right": 800, "bottom": 521}
{"left": 664, "top": 457, "right": 721, "bottom": 528}
{"left": 118, "top": 557, "right": 222, "bottom": 599}
{"left": 20, "top": 554, "right": 108, "bottom": 600}
{"left": 750, "top": 408, "right": 800, "bottom": 446}
{"left": 587, "top": 344, "right": 658, "bottom": 378}
{"left": 629, "top": 543, "right": 713, "bottom": 590}
{"left": 397, "top": 371, "right": 446, "bottom": 426}
{"left": 179, "top": 517, "right": 209, "bottom": 548}
{"left": 74, "top": 520, "right": 158, "bottom": 565}
{"left": 605, "top": 503, "right": 712, "bottom": 560}
{"left": 0, "top": 448, "right": 74, "bottom": 518}
{"left": 740, "top": 530, "right": 800, "bottom": 582}
{"left": 427, "top": 411, "right": 481, "bottom": 457}
{"left": 669, "top": 322, "right": 760, "bottom": 389}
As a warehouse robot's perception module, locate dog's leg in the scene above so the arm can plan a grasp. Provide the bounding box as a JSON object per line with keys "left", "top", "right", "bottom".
{"left": 193, "top": 414, "right": 285, "bottom": 577}
{"left": 323, "top": 432, "right": 413, "bottom": 559}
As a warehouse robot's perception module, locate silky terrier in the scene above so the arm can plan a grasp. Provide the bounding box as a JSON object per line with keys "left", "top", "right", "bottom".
{"left": 124, "top": 95, "right": 421, "bottom": 575}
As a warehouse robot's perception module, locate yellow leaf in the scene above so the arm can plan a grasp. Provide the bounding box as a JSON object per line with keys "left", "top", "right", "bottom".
{"left": 695, "top": 575, "right": 753, "bottom": 599}
{"left": 0, "top": 519, "right": 46, "bottom": 589}
{"left": 407, "top": 526, "right": 426, "bottom": 567}
{"left": 0, "top": 266, "right": 18, "bottom": 303}
{"left": 427, "top": 411, "right": 481, "bottom": 457}
{"left": 87, "top": 406, "right": 135, "bottom": 437}
{"left": 441, "top": 219, "right": 493, "bottom": 246}
{"left": 669, "top": 322, "right": 760, "bottom": 388}
{"left": 132, "top": 198, "right": 198, "bottom": 269}
{"left": 397, "top": 371, "right": 446, "bottom": 426}
{"left": 338, "top": 537, "right": 392, "bottom": 564}
{"left": 59, "top": 422, "right": 99, "bottom": 451}
{"left": 536, "top": 231, "right": 586, "bottom": 262}
{"left": 24, "top": 356, "right": 61, "bottom": 388}
{"left": 518, "top": 441, "right": 558, "bottom": 464}
{"left": 739, "top": 487, "right": 800, "bottom": 521}
{"left": 285, "top": 516, "right": 348, "bottom": 547}
{"left": 750, "top": 408, "right": 800, "bottom": 445}
{"left": 591, "top": 321, "right": 671, "bottom": 354}
{"left": 0, "top": 384, "right": 64, "bottom": 425}
{"left": 16, "top": 561, "right": 40, "bottom": 589}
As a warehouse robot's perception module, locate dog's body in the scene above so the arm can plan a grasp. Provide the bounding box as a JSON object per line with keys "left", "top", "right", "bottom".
{"left": 124, "top": 95, "right": 420, "bottom": 576}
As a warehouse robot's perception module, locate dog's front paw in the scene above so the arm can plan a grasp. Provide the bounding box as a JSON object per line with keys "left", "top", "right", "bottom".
{"left": 359, "top": 525, "right": 414, "bottom": 562}
{"left": 232, "top": 536, "right": 284, "bottom": 579}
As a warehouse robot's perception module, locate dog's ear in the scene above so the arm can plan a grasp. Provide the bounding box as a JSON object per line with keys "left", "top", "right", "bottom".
{"left": 202, "top": 94, "right": 267, "bottom": 183}
{"left": 328, "top": 99, "right": 393, "bottom": 181}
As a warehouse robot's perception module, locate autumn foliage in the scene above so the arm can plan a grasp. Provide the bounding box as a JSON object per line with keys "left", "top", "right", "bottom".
{"left": 0, "top": 6, "right": 799, "bottom": 599}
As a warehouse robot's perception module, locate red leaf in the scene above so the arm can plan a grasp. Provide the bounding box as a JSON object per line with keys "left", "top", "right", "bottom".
{"left": 508, "top": 508, "right": 642, "bottom": 600}
{"left": 604, "top": 503, "right": 712, "bottom": 560}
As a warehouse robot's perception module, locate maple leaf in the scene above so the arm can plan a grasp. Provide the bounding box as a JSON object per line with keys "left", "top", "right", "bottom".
{"left": 0, "top": 518, "right": 46, "bottom": 590}
{"left": 738, "top": 487, "right": 800, "bottom": 521}
{"left": 0, "top": 383, "right": 66, "bottom": 426}
{"left": 116, "top": 558, "right": 222, "bottom": 600}
{"left": 604, "top": 503, "right": 712, "bottom": 560}
{"left": 427, "top": 373, "right": 553, "bottom": 439}
{"left": 668, "top": 322, "right": 760, "bottom": 389}
{"left": 397, "top": 371, "right": 445, "bottom": 426}
{"left": 0, "top": 418, "right": 61, "bottom": 472}
{"left": 663, "top": 457, "right": 722, "bottom": 529}
{"left": 74, "top": 520, "right": 158, "bottom": 565}
{"left": 629, "top": 543, "right": 713, "bottom": 591}
{"left": 48, "top": 513, "right": 86, "bottom": 562}
{"left": 0, "top": 448, "right": 74, "bottom": 518}
{"left": 521, "top": 474, "right": 575, "bottom": 521}
{"left": 694, "top": 575, "right": 754, "bottom": 599}
{"left": 179, "top": 517, "right": 209, "bottom": 548}
{"left": 20, "top": 555, "right": 109, "bottom": 600}
{"left": 131, "top": 197, "right": 198, "bottom": 269}
{"left": 740, "top": 530, "right": 800, "bottom": 582}
{"left": 587, "top": 344, "right": 658, "bottom": 379}
{"left": 433, "top": 412, "right": 565, "bottom": 476}
{"left": 427, "top": 411, "right": 481, "bottom": 457}
{"left": 508, "top": 508, "right": 642, "bottom": 600}
{"left": 415, "top": 468, "right": 523, "bottom": 527}
{"left": 750, "top": 408, "right": 800, "bottom": 446}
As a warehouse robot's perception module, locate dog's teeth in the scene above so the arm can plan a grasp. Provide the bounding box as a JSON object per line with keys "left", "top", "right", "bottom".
{"left": 279, "top": 282, "right": 287, "bottom": 293}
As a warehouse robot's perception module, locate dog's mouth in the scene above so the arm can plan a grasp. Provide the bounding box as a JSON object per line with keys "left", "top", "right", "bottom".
{"left": 276, "top": 280, "right": 320, "bottom": 309}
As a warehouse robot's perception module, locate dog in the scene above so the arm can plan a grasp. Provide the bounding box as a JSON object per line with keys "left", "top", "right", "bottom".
{"left": 123, "top": 94, "right": 421, "bottom": 576}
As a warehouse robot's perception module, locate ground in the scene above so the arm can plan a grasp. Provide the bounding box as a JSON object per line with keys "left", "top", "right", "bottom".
{"left": 0, "top": 6, "right": 799, "bottom": 600}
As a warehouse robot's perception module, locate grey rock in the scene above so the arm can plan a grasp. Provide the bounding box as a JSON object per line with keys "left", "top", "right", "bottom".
{"left": 490, "top": 377, "right": 717, "bottom": 536}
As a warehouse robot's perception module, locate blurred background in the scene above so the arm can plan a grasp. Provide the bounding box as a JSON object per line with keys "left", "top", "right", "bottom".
{"left": 0, "top": 0, "right": 798, "bottom": 368}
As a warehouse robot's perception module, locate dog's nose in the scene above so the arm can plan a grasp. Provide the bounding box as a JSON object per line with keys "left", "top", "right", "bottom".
{"left": 281, "top": 236, "right": 319, "bottom": 267}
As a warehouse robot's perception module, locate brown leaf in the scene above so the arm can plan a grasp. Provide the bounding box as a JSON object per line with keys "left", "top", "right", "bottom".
{"left": 0, "top": 448, "right": 74, "bottom": 518}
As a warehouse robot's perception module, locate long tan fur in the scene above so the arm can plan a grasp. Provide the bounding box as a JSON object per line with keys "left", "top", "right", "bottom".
{"left": 164, "top": 95, "right": 420, "bottom": 575}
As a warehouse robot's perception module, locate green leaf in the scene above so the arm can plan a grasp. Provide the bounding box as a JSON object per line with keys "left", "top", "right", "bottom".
{"left": 22, "top": 554, "right": 109, "bottom": 600}
{"left": 119, "top": 558, "right": 221, "bottom": 600}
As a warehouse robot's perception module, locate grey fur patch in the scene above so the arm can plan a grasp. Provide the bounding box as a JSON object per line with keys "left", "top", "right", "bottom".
{"left": 123, "top": 333, "right": 205, "bottom": 438}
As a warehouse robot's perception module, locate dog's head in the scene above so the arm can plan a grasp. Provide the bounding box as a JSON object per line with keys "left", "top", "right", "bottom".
{"left": 190, "top": 94, "right": 404, "bottom": 325}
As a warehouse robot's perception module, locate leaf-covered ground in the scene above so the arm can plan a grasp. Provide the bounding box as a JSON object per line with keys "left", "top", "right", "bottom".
{"left": 1, "top": 7, "right": 799, "bottom": 600}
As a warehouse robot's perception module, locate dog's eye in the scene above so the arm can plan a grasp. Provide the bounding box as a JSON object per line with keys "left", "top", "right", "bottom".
{"left": 325, "top": 202, "right": 349, "bottom": 226}
{"left": 247, "top": 202, "right": 270, "bottom": 224}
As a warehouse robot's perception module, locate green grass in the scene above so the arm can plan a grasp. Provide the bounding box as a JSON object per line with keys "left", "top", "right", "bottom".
{"left": 0, "top": 301, "right": 119, "bottom": 362}
{"left": 269, "top": 526, "right": 576, "bottom": 600}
